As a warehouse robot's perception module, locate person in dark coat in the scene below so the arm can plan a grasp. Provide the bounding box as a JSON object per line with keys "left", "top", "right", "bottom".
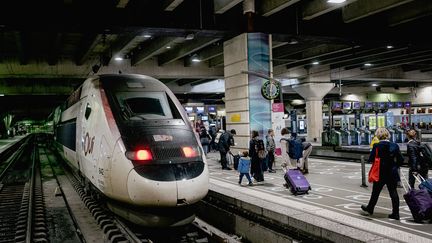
{"left": 361, "top": 128, "right": 404, "bottom": 220}
{"left": 249, "top": 130, "right": 264, "bottom": 182}
{"left": 199, "top": 126, "right": 212, "bottom": 155}
{"left": 406, "top": 129, "right": 428, "bottom": 188}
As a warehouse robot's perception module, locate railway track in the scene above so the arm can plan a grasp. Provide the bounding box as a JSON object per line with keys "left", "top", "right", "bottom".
{"left": 0, "top": 135, "right": 48, "bottom": 243}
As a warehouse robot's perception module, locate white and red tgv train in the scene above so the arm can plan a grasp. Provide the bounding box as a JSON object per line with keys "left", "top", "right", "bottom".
{"left": 52, "top": 74, "right": 209, "bottom": 227}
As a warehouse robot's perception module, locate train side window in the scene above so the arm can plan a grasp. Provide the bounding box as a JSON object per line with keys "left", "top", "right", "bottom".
{"left": 85, "top": 103, "right": 92, "bottom": 120}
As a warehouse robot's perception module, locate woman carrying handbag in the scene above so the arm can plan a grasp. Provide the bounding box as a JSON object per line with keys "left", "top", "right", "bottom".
{"left": 361, "top": 127, "right": 404, "bottom": 220}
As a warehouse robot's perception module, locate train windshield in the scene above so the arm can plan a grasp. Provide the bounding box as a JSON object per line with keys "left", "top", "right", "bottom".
{"left": 116, "top": 92, "right": 174, "bottom": 120}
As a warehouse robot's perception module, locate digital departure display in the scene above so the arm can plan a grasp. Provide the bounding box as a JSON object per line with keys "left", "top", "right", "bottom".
{"left": 365, "top": 102, "right": 373, "bottom": 109}
{"left": 387, "top": 102, "right": 394, "bottom": 108}
{"left": 404, "top": 102, "right": 411, "bottom": 108}
{"left": 343, "top": 102, "right": 352, "bottom": 109}
{"left": 396, "top": 102, "right": 403, "bottom": 108}
{"left": 207, "top": 106, "right": 216, "bottom": 112}
{"left": 196, "top": 106, "right": 205, "bottom": 114}
{"left": 352, "top": 102, "right": 361, "bottom": 109}
{"left": 332, "top": 102, "right": 342, "bottom": 110}
{"left": 185, "top": 107, "right": 193, "bottom": 113}
{"left": 201, "top": 115, "right": 208, "bottom": 121}
{"left": 378, "top": 102, "right": 386, "bottom": 109}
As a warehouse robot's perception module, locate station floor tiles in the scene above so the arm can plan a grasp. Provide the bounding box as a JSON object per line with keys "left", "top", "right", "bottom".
{"left": 205, "top": 151, "right": 432, "bottom": 241}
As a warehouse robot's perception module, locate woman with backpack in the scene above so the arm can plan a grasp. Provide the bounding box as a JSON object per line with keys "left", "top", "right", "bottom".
{"left": 249, "top": 130, "right": 264, "bottom": 182}
{"left": 407, "top": 129, "right": 429, "bottom": 188}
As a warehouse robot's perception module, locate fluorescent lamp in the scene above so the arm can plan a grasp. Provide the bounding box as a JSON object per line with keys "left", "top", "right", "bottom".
{"left": 114, "top": 57, "right": 123, "bottom": 61}
{"left": 312, "top": 61, "right": 319, "bottom": 65}
{"left": 371, "top": 83, "right": 378, "bottom": 87}
{"left": 143, "top": 34, "right": 151, "bottom": 38}
{"left": 166, "top": 46, "right": 171, "bottom": 49}
{"left": 327, "top": 0, "right": 346, "bottom": 3}
{"left": 364, "top": 63, "right": 372, "bottom": 67}
{"left": 386, "top": 45, "right": 393, "bottom": 49}
{"left": 191, "top": 57, "right": 200, "bottom": 62}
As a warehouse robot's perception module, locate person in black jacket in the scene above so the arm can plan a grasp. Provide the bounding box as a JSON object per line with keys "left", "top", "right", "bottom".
{"left": 361, "top": 127, "right": 404, "bottom": 220}
{"left": 406, "top": 129, "right": 428, "bottom": 188}
{"left": 249, "top": 130, "right": 264, "bottom": 182}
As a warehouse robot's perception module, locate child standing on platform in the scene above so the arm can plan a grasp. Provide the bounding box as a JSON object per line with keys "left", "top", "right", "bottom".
{"left": 238, "top": 150, "right": 253, "bottom": 186}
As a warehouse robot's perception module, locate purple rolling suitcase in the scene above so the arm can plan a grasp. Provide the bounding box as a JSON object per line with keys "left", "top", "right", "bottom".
{"left": 284, "top": 169, "right": 311, "bottom": 195}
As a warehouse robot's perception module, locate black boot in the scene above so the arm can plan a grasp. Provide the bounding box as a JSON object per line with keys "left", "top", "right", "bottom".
{"left": 388, "top": 213, "right": 400, "bottom": 220}
{"left": 361, "top": 205, "right": 373, "bottom": 215}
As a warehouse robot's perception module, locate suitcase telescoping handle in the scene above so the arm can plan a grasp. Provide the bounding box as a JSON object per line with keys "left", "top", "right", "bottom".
{"left": 400, "top": 172, "right": 411, "bottom": 193}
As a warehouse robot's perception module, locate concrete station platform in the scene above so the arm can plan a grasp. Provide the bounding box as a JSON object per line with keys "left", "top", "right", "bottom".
{"left": 0, "top": 136, "right": 25, "bottom": 153}
{"left": 205, "top": 151, "right": 432, "bottom": 242}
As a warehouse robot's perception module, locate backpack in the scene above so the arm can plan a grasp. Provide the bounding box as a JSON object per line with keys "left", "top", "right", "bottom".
{"left": 256, "top": 139, "right": 267, "bottom": 159}
{"left": 419, "top": 143, "right": 432, "bottom": 168}
{"left": 214, "top": 131, "right": 224, "bottom": 144}
{"left": 288, "top": 138, "right": 303, "bottom": 160}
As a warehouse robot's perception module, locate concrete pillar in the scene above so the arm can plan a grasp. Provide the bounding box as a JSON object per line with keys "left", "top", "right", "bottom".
{"left": 292, "top": 83, "right": 334, "bottom": 142}
{"left": 223, "top": 33, "right": 272, "bottom": 152}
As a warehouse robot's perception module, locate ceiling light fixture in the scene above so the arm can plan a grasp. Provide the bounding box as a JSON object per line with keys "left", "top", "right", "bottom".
{"left": 143, "top": 34, "right": 151, "bottom": 38}
{"left": 191, "top": 54, "right": 201, "bottom": 62}
{"left": 386, "top": 45, "right": 394, "bottom": 49}
{"left": 185, "top": 33, "right": 195, "bottom": 40}
{"left": 327, "top": 0, "right": 346, "bottom": 3}
{"left": 371, "top": 83, "right": 379, "bottom": 87}
{"left": 364, "top": 63, "right": 372, "bottom": 67}
{"left": 312, "top": 61, "right": 319, "bottom": 65}
{"left": 114, "top": 57, "right": 123, "bottom": 61}
{"left": 166, "top": 46, "right": 171, "bottom": 49}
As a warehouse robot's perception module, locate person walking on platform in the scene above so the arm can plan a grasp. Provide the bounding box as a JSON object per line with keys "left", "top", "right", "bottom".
{"left": 406, "top": 129, "right": 429, "bottom": 188}
{"left": 361, "top": 127, "right": 404, "bottom": 220}
{"left": 266, "top": 129, "right": 276, "bottom": 173}
{"left": 300, "top": 141, "right": 312, "bottom": 174}
{"left": 280, "top": 129, "right": 303, "bottom": 170}
{"left": 238, "top": 150, "right": 253, "bottom": 186}
{"left": 249, "top": 130, "right": 264, "bottom": 182}
{"left": 216, "top": 129, "right": 236, "bottom": 170}
{"left": 199, "top": 126, "right": 212, "bottom": 155}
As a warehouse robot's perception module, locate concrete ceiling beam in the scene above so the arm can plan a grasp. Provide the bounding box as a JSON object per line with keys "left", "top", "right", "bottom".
{"left": 47, "top": 33, "right": 63, "bottom": 66}
{"left": 163, "top": 0, "right": 184, "bottom": 11}
{"left": 158, "top": 37, "right": 219, "bottom": 66}
{"left": 259, "top": 0, "right": 300, "bottom": 17}
{"left": 214, "top": 0, "right": 242, "bottom": 14}
{"left": 184, "top": 44, "right": 222, "bottom": 67}
{"left": 106, "top": 33, "right": 138, "bottom": 62}
{"left": 131, "top": 36, "right": 177, "bottom": 66}
{"left": 208, "top": 55, "right": 224, "bottom": 68}
{"left": 303, "top": 0, "right": 357, "bottom": 20}
{"left": 342, "top": 0, "right": 414, "bottom": 23}
{"left": 387, "top": 0, "right": 432, "bottom": 26}
{"left": 14, "top": 32, "right": 29, "bottom": 65}
{"left": 75, "top": 34, "right": 102, "bottom": 66}
{"left": 116, "top": 0, "right": 129, "bottom": 8}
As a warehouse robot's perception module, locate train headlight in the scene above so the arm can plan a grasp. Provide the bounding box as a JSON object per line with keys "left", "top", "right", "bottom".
{"left": 126, "top": 149, "right": 153, "bottom": 161}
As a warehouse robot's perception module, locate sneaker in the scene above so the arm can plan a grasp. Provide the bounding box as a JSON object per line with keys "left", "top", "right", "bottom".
{"left": 222, "top": 167, "right": 232, "bottom": 170}
{"left": 248, "top": 182, "right": 253, "bottom": 186}
{"left": 303, "top": 169, "right": 309, "bottom": 174}
{"left": 268, "top": 169, "right": 276, "bottom": 173}
{"left": 238, "top": 181, "right": 241, "bottom": 185}
{"left": 388, "top": 213, "right": 400, "bottom": 220}
{"left": 361, "top": 205, "right": 373, "bottom": 215}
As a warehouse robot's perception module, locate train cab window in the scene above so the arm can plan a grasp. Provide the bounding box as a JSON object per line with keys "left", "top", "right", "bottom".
{"left": 116, "top": 92, "right": 174, "bottom": 120}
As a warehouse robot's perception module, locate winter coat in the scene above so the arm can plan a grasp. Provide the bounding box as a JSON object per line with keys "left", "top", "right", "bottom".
{"left": 238, "top": 156, "right": 251, "bottom": 174}
{"left": 368, "top": 141, "right": 404, "bottom": 183}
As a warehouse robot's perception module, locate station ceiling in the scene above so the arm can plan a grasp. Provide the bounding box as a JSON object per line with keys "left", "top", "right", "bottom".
{"left": 1, "top": 0, "right": 432, "bottom": 121}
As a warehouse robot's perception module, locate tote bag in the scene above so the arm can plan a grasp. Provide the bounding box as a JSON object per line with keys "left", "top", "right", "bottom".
{"left": 368, "top": 148, "right": 380, "bottom": 183}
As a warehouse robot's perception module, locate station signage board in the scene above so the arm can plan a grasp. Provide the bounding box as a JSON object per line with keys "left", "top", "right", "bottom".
{"left": 404, "top": 102, "right": 411, "bottom": 108}
{"left": 352, "top": 102, "right": 361, "bottom": 109}
{"left": 387, "top": 102, "right": 394, "bottom": 108}
{"left": 396, "top": 102, "right": 404, "bottom": 108}
{"left": 342, "top": 102, "right": 352, "bottom": 109}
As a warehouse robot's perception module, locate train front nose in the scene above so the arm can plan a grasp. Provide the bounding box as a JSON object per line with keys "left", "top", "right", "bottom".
{"left": 126, "top": 160, "right": 209, "bottom": 206}
{"left": 124, "top": 128, "right": 209, "bottom": 206}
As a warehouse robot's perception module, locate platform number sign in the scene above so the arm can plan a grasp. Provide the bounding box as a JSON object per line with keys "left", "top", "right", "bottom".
{"left": 261, "top": 81, "right": 280, "bottom": 100}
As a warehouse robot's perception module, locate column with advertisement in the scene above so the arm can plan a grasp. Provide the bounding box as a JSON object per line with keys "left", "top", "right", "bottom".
{"left": 272, "top": 103, "right": 285, "bottom": 156}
